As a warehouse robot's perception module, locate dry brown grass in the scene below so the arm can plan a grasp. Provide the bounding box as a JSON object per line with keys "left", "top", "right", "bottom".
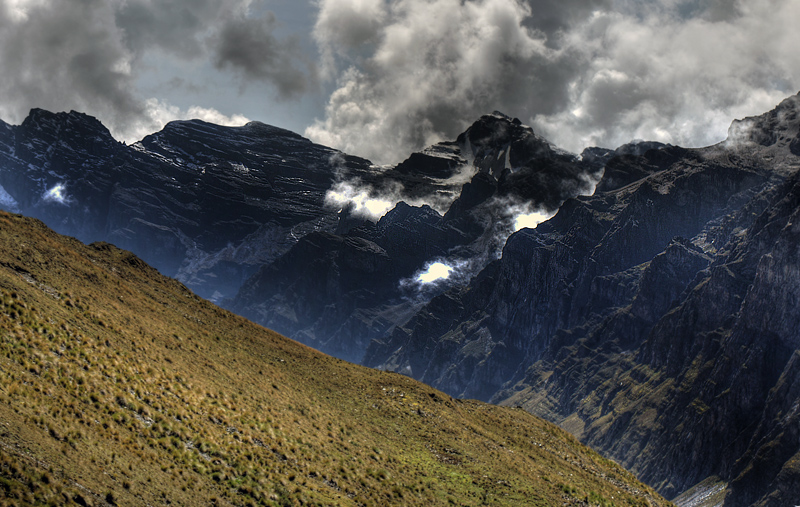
{"left": 0, "top": 211, "right": 670, "bottom": 506}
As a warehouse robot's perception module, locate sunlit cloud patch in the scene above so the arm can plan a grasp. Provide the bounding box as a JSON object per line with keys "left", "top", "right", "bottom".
{"left": 400, "top": 257, "right": 476, "bottom": 295}
{"left": 43, "top": 183, "right": 69, "bottom": 205}
{"left": 324, "top": 181, "right": 395, "bottom": 220}
{"left": 416, "top": 262, "right": 453, "bottom": 284}
{"left": 513, "top": 210, "right": 550, "bottom": 231}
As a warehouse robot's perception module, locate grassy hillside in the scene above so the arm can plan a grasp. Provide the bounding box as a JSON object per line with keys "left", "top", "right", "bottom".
{"left": 0, "top": 211, "right": 669, "bottom": 507}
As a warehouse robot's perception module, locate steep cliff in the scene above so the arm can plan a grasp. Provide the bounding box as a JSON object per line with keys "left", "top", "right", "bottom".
{"left": 230, "top": 113, "right": 605, "bottom": 362}
{"left": 366, "top": 93, "right": 800, "bottom": 505}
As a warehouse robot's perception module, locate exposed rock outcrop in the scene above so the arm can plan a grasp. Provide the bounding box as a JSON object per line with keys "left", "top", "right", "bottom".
{"left": 365, "top": 92, "right": 800, "bottom": 506}
{"left": 230, "top": 113, "right": 605, "bottom": 362}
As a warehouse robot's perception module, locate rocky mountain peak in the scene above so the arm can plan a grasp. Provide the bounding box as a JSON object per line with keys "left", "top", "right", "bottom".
{"left": 376, "top": 201, "right": 440, "bottom": 230}
{"left": 592, "top": 143, "right": 684, "bottom": 193}
{"left": 726, "top": 91, "right": 800, "bottom": 159}
{"left": 0, "top": 106, "right": 380, "bottom": 301}
{"left": 139, "top": 118, "right": 314, "bottom": 161}
{"left": 456, "top": 112, "right": 562, "bottom": 175}
{"left": 20, "top": 108, "right": 117, "bottom": 148}
{"left": 392, "top": 148, "right": 466, "bottom": 179}
{"left": 240, "top": 119, "right": 310, "bottom": 140}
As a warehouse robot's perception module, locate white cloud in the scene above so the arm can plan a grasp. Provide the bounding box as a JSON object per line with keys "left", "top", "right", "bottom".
{"left": 514, "top": 210, "right": 550, "bottom": 231}
{"left": 308, "top": 0, "right": 800, "bottom": 164}
{"left": 0, "top": 0, "right": 307, "bottom": 142}
{"left": 3, "top": 0, "right": 48, "bottom": 22}
{"left": 306, "top": 0, "right": 555, "bottom": 164}
{"left": 43, "top": 183, "right": 69, "bottom": 205}
{"left": 534, "top": 1, "right": 800, "bottom": 151}
{"left": 116, "top": 98, "right": 250, "bottom": 143}
{"left": 401, "top": 257, "right": 473, "bottom": 292}
{"left": 322, "top": 146, "right": 477, "bottom": 221}
{"left": 324, "top": 179, "right": 396, "bottom": 220}
{"left": 185, "top": 106, "right": 250, "bottom": 126}
{"left": 416, "top": 262, "right": 453, "bottom": 283}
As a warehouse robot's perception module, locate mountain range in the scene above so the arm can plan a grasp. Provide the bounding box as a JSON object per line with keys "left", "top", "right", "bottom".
{"left": 366, "top": 93, "right": 800, "bottom": 506}
{"left": 1, "top": 92, "right": 800, "bottom": 505}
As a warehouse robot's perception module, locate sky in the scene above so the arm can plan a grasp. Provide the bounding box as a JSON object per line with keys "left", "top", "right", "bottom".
{"left": 0, "top": 0, "right": 798, "bottom": 165}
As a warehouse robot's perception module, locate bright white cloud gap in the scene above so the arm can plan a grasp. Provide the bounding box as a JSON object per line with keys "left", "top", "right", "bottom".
{"left": 43, "top": 183, "right": 68, "bottom": 205}
{"left": 416, "top": 262, "right": 453, "bottom": 284}
{"left": 513, "top": 210, "right": 550, "bottom": 231}
{"left": 324, "top": 180, "right": 395, "bottom": 220}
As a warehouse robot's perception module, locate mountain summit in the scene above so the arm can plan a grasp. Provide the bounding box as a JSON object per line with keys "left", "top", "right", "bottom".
{"left": 0, "top": 106, "right": 605, "bottom": 364}
{"left": 0, "top": 109, "right": 373, "bottom": 301}
{"left": 229, "top": 112, "right": 604, "bottom": 363}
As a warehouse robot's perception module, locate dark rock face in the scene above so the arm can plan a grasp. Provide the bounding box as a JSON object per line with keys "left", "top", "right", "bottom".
{"left": 364, "top": 92, "right": 800, "bottom": 506}
{"left": 230, "top": 112, "right": 605, "bottom": 363}
{"left": 0, "top": 108, "right": 471, "bottom": 303}
{"left": 231, "top": 231, "right": 397, "bottom": 363}
{"left": 0, "top": 109, "right": 377, "bottom": 301}
{"left": 393, "top": 148, "right": 463, "bottom": 179}
{"left": 0, "top": 107, "right": 605, "bottom": 367}
{"left": 366, "top": 149, "right": 768, "bottom": 396}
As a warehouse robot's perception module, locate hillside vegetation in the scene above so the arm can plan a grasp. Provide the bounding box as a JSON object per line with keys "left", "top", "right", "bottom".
{"left": 0, "top": 211, "right": 668, "bottom": 507}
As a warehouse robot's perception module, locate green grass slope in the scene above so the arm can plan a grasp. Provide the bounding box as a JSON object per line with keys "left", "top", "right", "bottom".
{"left": 0, "top": 211, "right": 669, "bottom": 507}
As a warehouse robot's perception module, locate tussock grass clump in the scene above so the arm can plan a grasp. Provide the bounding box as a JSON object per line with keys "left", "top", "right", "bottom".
{"left": 0, "top": 211, "right": 671, "bottom": 506}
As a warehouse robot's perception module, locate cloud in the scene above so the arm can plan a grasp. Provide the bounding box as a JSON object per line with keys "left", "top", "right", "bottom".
{"left": 0, "top": 0, "right": 312, "bottom": 142}
{"left": 534, "top": 0, "right": 800, "bottom": 152}
{"left": 0, "top": 0, "right": 144, "bottom": 131}
{"left": 119, "top": 99, "right": 250, "bottom": 142}
{"left": 307, "top": 0, "right": 800, "bottom": 164}
{"left": 518, "top": 0, "right": 612, "bottom": 37}
{"left": 322, "top": 151, "right": 478, "bottom": 221}
{"left": 314, "top": 0, "right": 388, "bottom": 77}
{"left": 307, "top": 0, "right": 563, "bottom": 164}
{"left": 42, "top": 183, "right": 70, "bottom": 205}
{"left": 211, "top": 11, "right": 318, "bottom": 98}
{"left": 400, "top": 257, "right": 474, "bottom": 294}
{"left": 416, "top": 262, "right": 453, "bottom": 284}
{"left": 183, "top": 106, "right": 250, "bottom": 126}
{"left": 315, "top": 0, "right": 387, "bottom": 51}
{"left": 114, "top": 0, "right": 225, "bottom": 59}
{"left": 324, "top": 179, "right": 397, "bottom": 220}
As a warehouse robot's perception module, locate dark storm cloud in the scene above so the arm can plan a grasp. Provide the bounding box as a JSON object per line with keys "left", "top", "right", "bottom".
{"left": 307, "top": 0, "right": 800, "bottom": 164}
{"left": 617, "top": 0, "right": 742, "bottom": 22}
{"left": 313, "top": 0, "right": 388, "bottom": 77}
{"left": 0, "top": 0, "right": 146, "bottom": 128}
{"left": 211, "top": 13, "right": 317, "bottom": 98}
{"left": 114, "top": 0, "right": 224, "bottom": 58}
{"left": 697, "top": 0, "right": 743, "bottom": 22}
{"left": 315, "top": 0, "right": 386, "bottom": 50}
{"left": 307, "top": 0, "right": 565, "bottom": 164}
{"left": 0, "top": 0, "right": 315, "bottom": 140}
{"left": 520, "top": 0, "right": 611, "bottom": 37}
